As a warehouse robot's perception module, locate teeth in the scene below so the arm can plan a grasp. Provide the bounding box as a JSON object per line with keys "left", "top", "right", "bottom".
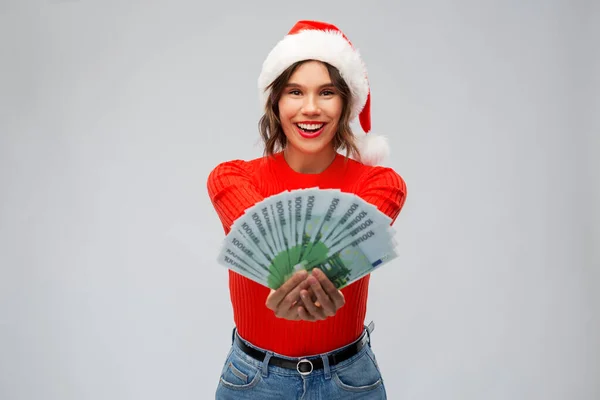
{"left": 297, "top": 123, "right": 324, "bottom": 130}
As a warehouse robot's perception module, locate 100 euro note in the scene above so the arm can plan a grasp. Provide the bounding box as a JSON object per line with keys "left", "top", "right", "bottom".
{"left": 295, "top": 188, "right": 329, "bottom": 264}
{"left": 259, "top": 193, "right": 296, "bottom": 287}
{"left": 265, "top": 189, "right": 398, "bottom": 289}
{"left": 216, "top": 242, "right": 269, "bottom": 287}
{"left": 260, "top": 187, "right": 344, "bottom": 289}
{"left": 298, "top": 191, "right": 397, "bottom": 289}
{"left": 299, "top": 189, "right": 393, "bottom": 267}
{"left": 218, "top": 196, "right": 280, "bottom": 286}
{"left": 222, "top": 189, "right": 312, "bottom": 289}
{"left": 320, "top": 192, "right": 392, "bottom": 249}
{"left": 297, "top": 188, "right": 345, "bottom": 266}
{"left": 218, "top": 187, "right": 399, "bottom": 290}
{"left": 265, "top": 188, "right": 322, "bottom": 289}
{"left": 307, "top": 227, "right": 399, "bottom": 289}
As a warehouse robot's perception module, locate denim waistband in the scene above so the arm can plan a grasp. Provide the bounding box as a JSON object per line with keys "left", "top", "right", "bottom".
{"left": 229, "top": 321, "right": 376, "bottom": 378}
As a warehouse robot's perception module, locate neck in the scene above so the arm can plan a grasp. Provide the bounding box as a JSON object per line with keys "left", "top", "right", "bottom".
{"left": 283, "top": 146, "right": 337, "bottom": 174}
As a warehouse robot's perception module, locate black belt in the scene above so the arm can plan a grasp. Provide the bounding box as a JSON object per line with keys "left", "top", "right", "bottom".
{"left": 233, "top": 329, "right": 370, "bottom": 375}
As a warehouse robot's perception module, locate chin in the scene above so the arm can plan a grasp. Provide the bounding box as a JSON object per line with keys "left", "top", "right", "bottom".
{"left": 297, "top": 147, "right": 328, "bottom": 156}
{"left": 288, "top": 139, "right": 333, "bottom": 156}
{"left": 285, "top": 132, "right": 336, "bottom": 156}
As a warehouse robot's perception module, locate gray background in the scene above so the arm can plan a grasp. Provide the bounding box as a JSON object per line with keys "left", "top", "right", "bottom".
{"left": 1, "top": 1, "right": 598, "bottom": 399}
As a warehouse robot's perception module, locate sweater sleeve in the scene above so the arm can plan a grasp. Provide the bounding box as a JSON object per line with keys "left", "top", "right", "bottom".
{"left": 354, "top": 166, "right": 407, "bottom": 224}
{"left": 207, "top": 160, "right": 265, "bottom": 234}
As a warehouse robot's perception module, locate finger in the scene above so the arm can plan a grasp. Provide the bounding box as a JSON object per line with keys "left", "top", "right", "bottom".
{"left": 265, "top": 270, "right": 308, "bottom": 309}
{"left": 272, "top": 302, "right": 302, "bottom": 320}
{"left": 278, "top": 275, "right": 314, "bottom": 311}
{"left": 307, "top": 285, "right": 318, "bottom": 303}
{"left": 288, "top": 307, "right": 302, "bottom": 321}
{"left": 270, "top": 279, "right": 313, "bottom": 319}
{"left": 297, "top": 304, "right": 316, "bottom": 322}
{"left": 312, "top": 268, "right": 345, "bottom": 310}
{"left": 307, "top": 275, "right": 336, "bottom": 317}
{"left": 301, "top": 289, "right": 326, "bottom": 320}
{"left": 266, "top": 289, "right": 276, "bottom": 305}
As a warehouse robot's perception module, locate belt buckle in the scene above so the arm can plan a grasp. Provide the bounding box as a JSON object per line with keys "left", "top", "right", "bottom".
{"left": 296, "top": 358, "right": 313, "bottom": 376}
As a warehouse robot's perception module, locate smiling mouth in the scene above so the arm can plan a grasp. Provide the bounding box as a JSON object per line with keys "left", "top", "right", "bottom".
{"left": 295, "top": 122, "right": 326, "bottom": 139}
{"left": 295, "top": 122, "right": 325, "bottom": 133}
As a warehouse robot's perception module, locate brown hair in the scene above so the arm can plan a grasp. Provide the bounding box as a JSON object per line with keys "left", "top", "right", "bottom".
{"left": 258, "top": 60, "right": 360, "bottom": 160}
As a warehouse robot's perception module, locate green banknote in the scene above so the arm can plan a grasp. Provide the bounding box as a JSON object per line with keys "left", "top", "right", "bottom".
{"left": 217, "top": 187, "right": 400, "bottom": 290}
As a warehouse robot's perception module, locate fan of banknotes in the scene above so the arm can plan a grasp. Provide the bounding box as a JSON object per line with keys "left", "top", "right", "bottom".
{"left": 216, "top": 188, "right": 398, "bottom": 290}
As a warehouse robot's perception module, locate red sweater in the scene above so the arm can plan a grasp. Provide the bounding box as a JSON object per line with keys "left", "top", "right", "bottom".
{"left": 207, "top": 152, "right": 407, "bottom": 357}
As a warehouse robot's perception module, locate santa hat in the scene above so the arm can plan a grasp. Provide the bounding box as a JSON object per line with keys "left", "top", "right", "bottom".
{"left": 258, "top": 20, "right": 390, "bottom": 166}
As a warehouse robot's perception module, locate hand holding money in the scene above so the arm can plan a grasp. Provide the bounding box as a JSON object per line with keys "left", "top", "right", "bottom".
{"left": 265, "top": 269, "right": 345, "bottom": 322}
{"left": 265, "top": 270, "right": 311, "bottom": 321}
{"left": 297, "top": 268, "right": 345, "bottom": 322}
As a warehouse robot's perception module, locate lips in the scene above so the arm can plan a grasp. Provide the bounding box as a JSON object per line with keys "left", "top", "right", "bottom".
{"left": 295, "top": 122, "right": 326, "bottom": 139}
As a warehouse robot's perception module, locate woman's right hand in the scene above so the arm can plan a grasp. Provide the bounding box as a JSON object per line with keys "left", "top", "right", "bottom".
{"left": 265, "top": 270, "right": 311, "bottom": 321}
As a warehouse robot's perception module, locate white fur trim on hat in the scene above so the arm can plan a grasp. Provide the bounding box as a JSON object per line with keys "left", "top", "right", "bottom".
{"left": 258, "top": 29, "right": 370, "bottom": 121}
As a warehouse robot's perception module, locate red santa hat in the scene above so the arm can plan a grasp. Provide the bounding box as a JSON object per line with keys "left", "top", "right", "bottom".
{"left": 258, "top": 20, "right": 390, "bottom": 166}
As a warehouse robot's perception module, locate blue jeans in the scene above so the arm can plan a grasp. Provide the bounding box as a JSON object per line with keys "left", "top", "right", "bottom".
{"left": 215, "top": 325, "right": 387, "bottom": 399}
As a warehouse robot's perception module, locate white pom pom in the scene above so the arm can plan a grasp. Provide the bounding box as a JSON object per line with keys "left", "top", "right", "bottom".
{"left": 355, "top": 134, "right": 390, "bottom": 166}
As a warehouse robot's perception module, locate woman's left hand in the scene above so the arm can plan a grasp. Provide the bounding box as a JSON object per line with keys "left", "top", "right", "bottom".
{"left": 298, "top": 268, "right": 345, "bottom": 322}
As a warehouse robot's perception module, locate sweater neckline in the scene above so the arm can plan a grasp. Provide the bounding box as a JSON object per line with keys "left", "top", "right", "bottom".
{"left": 273, "top": 151, "right": 346, "bottom": 182}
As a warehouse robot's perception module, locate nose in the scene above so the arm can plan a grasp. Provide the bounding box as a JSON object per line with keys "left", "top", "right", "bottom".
{"left": 301, "top": 94, "right": 321, "bottom": 116}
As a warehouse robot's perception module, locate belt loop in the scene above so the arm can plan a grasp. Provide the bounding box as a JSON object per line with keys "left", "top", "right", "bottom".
{"left": 231, "top": 327, "right": 236, "bottom": 345}
{"left": 321, "top": 355, "right": 331, "bottom": 380}
{"left": 366, "top": 320, "right": 375, "bottom": 346}
{"left": 261, "top": 352, "right": 273, "bottom": 377}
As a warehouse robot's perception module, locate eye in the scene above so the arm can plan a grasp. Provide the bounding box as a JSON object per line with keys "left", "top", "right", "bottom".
{"left": 321, "top": 89, "right": 336, "bottom": 96}
{"left": 288, "top": 89, "right": 302, "bottom": 95}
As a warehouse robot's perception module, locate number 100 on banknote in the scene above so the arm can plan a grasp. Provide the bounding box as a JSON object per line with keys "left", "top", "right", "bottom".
{"left": 217, "top": 188, "right": 399, "bottom": 290}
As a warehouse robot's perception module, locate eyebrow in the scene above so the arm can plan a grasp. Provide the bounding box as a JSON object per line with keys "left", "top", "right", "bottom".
{"left": 285, "top": 82, "right": 335, "bottom": 89}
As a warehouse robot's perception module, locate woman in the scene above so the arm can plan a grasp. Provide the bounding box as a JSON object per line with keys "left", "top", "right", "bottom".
{"left": 207, "top": 20, "right": 407, "bottom": 399}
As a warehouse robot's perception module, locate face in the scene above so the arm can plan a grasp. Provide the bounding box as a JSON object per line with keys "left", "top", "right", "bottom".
{"left": 277, "top": 61, "right": 343, "bottom": 157}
